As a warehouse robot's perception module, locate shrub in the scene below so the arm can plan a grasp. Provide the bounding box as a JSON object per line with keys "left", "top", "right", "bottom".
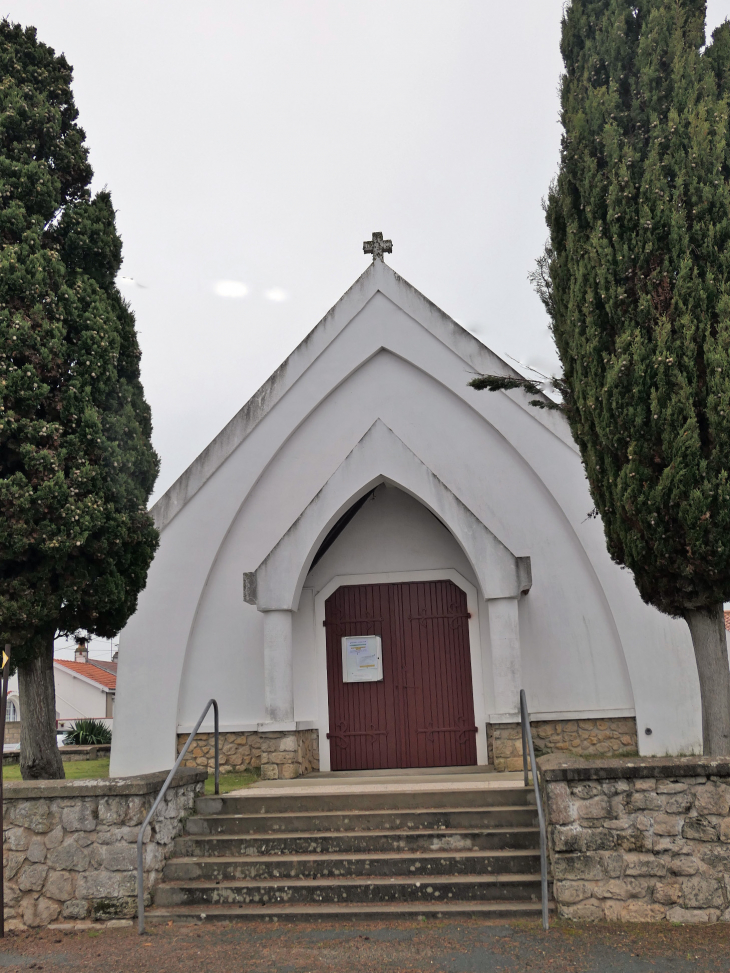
{"left": 63, "top": 719, "right": 112, "bottom": 746}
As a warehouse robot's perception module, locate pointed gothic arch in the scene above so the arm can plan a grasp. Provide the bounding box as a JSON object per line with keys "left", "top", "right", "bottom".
{"left": 245, "top": 419, "right": 531, "bottom": 613}
{"left": 244, "top": 420, "right": 532, "bottom": 734}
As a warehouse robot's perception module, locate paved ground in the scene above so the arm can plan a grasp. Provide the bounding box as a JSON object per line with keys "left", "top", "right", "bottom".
{"left": 0, "top": 918, "right": 729, "bottom": 972}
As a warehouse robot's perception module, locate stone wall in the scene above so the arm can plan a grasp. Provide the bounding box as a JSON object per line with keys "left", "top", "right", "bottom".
{"left": 540, "top": 754, "right": 730, "bottom": 923}
{"left": 488, "top": 718, "right": 638, "bottom": 772}
{"left": 4, "top": 722, "right": 20, "bottom": 745}
{"left": 178, "top": 728, "right": 319, "bottom": 781}
{"left": 2, "top": 768, "right": 205, "bottom": 930}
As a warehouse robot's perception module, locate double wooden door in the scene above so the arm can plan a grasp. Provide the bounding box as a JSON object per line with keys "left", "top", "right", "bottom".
{"left": 325, "top": 580, "right": 478, "bottom": 770}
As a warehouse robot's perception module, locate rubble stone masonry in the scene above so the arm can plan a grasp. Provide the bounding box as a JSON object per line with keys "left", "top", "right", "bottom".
{"left": 1, "top": 768, "right": 205, "bottom": 930}
{"left": 177, "top": 728, "right": 319, "bottom": 780}
{"left": 540, "top": 754, "right": 730, "bottom": 923}
{"left": 488, "top": 717, "right": 638, "bottom": 772}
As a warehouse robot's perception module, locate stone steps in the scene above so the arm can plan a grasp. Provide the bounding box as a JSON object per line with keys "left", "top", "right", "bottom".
{"left": 162, "top": 848, "right": 540, "bottom": 881}
{"left": 148, "top": 781, "right": 550, "bottom": 923}
{"left": 186, "top": 806, "right": 539, "bottom": 835}
{"left": 194, "top": 786, "right": 535, "bottom": 814}
{"left": 148, "top": 899, "right": 552, "bottom": 922}
{"left": 172, "top": 826, "right": 541, "bottom": 857}
{"left": 154, "top": 872, "right": 543, "bottom": 907}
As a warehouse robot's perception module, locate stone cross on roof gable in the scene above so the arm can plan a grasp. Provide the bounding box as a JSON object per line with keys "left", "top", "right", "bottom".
{"left": 363, "top": 231, "right": 393, "bottom": 262}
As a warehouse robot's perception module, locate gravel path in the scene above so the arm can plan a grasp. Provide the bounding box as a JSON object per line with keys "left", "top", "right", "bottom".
{"left": 0, "top": 918, "right": 728, "bottom": 972}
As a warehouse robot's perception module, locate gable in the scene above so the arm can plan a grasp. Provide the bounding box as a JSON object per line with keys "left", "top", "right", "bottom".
{"left": 151, "top": 259, "right": 573, "bottom": 531}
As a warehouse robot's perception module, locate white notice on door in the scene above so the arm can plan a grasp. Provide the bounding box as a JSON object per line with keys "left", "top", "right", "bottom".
{"left": 342, "top": 635, "right": 383, "bottom": 683}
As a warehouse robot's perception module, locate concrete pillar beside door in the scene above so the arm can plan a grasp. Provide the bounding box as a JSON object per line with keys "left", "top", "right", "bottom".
{"left": 262, "top": 609, "right": 294, "bottom": 723}
{"left": 487, "top": 596, "right": 523, "bottom": 716}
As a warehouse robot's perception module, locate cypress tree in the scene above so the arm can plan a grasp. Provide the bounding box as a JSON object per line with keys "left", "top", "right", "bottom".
{"left": 471, "top": 1, "right": 730, "bottom": 754}
{"left": 0, "top": 21, "right": 159, "bottom": 777}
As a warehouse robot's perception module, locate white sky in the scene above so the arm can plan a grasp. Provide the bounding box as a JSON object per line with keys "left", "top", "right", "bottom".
{"left": 10, "top": 1, "right": 730, "bottom": 524}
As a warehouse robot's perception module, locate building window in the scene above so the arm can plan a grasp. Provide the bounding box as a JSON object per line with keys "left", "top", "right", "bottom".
{"left": 6, "top": 700, "right": 18, "bottom": 722}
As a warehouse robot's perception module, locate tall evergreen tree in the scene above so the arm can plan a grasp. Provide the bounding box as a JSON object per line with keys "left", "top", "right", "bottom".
{"left": 472, "top": 1, "right": 730, "bottom": 754}
{"left": 0, "top": 21, "right": 159, "bottom": 777}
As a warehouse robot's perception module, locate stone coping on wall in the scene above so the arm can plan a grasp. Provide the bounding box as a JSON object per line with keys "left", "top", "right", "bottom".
{"left": 2, "top": 766, "right": 206, "bottom": 800}
{"left": 538, "top": 753, "right": 730, "bottom": 782}
{"left": 59, "top": 744, "right": 112, "bottom": 759}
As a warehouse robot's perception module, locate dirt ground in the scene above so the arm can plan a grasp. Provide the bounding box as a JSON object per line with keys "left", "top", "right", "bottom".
{"left": 0, "top": 918, "right": 729, "bottom": 973}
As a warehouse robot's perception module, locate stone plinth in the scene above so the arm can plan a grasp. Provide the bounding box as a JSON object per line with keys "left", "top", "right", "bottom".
{"left": 540, "top": 754, "right": 730, "bottom": 923}
{"left": 488, "top": 717, "right": 638, "bottom": 772}
{"left": 177, "top": 728, "right": 319, "bottom": 780}
{"left": 2, "top": 768, "right": 205, "bottom": 930}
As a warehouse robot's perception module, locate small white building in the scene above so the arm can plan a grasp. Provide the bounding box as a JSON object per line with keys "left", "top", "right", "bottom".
{"left": 6, "top": 644, "right": 116, "bottom": 731}
{"left": 111, "top": 240, "right": 702, "bottom": 778}
{"left": 53, "top": 658, "right": 116, "bottom": 727}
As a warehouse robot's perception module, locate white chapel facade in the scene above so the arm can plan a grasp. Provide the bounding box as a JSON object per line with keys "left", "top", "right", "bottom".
{"left": 110, "top": 237, "right": 702, "bottom": 778}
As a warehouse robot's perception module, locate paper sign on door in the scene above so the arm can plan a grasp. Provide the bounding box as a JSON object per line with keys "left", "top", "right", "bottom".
{"left": 342, "top": 635, "right": 383, "bottom": 683}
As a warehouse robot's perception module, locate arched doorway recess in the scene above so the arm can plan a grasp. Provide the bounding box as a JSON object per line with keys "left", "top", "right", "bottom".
{"left": 244, "top": 421, "right": 532, "bottom": 770}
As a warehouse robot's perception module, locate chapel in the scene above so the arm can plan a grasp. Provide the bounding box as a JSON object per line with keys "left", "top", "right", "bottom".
{"left": 110, "top": 235, "right": 701, "bottom": 779}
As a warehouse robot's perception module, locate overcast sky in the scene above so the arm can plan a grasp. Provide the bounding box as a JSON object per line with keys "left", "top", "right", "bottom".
{"left": 10, "top": 1, "right": 730, "bottom": 517}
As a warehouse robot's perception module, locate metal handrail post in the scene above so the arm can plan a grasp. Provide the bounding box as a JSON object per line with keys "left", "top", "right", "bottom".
{"left": 213, "top": 699, "right": 219, "bottom": 798}
{"left": 137, "top": 698, "right": 219, "bottom": 934}
{"left": 520, "top": 708, "right": 529, "bottom": 787}
{"left": 520, "top": 689, "right": 549, "bottom": 932}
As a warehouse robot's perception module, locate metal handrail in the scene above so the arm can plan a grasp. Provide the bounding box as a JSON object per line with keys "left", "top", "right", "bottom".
{"left": 519, "top": 688, "right": 549, "bottom": 931}
{"left": 137, "top": 698, "right": 219, "bottom": 934}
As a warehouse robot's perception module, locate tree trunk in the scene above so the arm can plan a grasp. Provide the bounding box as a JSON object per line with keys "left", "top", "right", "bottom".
{"left": 685, "top": 605, "right": 730, "bottom": 756}
{"left": 18, "top": 634, "right": 65, "bottom": 780}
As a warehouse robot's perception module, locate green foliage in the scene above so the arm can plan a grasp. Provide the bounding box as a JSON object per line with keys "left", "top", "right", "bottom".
{"left": 0, "top": 21, "right": 159, "bottom": 665}
{"left": 468, "top": 373, "right": 565, "bottom": 410}
{"left": 538, "top": 1, "right": 730, "bottom": 616}
{"left": 63, "top": 718, "right": 112, "bottom": 746}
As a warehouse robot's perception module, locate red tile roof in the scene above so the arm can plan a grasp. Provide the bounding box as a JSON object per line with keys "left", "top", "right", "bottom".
{"left": 55, "top": 660, "right": 116, "bottom": 691}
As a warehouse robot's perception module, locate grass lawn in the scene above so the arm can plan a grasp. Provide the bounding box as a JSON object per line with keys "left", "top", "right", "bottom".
{"left": 205, "top": 768, "right": 259, "bottom": 795}
{"left": 2, "top": 758, "right": 259, "bottom": 794}
{"left": 3, "top": 758, "right": 112, "bottom": 782}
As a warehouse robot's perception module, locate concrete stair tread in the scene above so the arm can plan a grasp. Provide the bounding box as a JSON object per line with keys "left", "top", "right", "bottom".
{"left": 197, "top": 805, "right": 533, "bottom": 821}
{"left": 146, "top": 899, "right": 552, "bottom": 920}
{"left": 198, "top": 788, "right": 536, "bottom": 815}
{"left": 179, "top": 826, "right": 540, "bottom": 841}
{"left": 158, "top": 872, "right": 541, "bottom": 890}
{"left": 221, "top": 781, "right": 528, "bottom": 798}
{"left": 169, "top": 848, "right": 540, "bottom": 866}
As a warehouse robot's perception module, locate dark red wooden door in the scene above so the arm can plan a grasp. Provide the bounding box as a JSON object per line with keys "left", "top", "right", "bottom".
{"left": 325, "top": 580, "right": 477, "bottom": 770}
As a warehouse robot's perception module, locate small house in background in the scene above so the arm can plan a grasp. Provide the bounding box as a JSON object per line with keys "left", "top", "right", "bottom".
{"left": 54, "top": 640, "right": 117, "bottom": 730}
{"left": 4, "top": 641, "right": 116, "bottom": 738}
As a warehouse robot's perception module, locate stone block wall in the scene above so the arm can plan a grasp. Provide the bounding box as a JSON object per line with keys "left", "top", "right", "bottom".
{"left": 178, "top": 728, "right": 319, "bottom": 781}
{"left": 2, "top": 768, "right": 205, "bottom": 930}
{"left": 488, "top": 718, "right": 638, "bottom": 772}
{"left": 4, "top": 722, "right": 20, "bottom": 745}
{"left": 540, "top": 754, "right": 730, "bottom": 923}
